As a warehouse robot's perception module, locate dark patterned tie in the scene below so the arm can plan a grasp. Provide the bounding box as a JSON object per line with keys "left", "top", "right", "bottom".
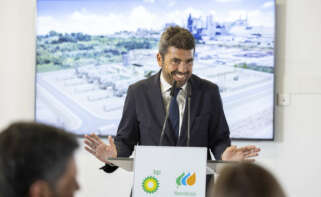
{"left": 169, "top": 87, "right": 181, "bottom": 139}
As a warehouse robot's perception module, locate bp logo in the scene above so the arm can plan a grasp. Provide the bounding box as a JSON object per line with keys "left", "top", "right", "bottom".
{"left": 176, "top": 172, "right": 196, "bottom": 187}
{"left": 142, "top": 176, "right": 159, "bottom": 194}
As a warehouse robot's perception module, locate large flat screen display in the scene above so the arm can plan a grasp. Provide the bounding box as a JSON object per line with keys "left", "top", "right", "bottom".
{"left": 36, "top": 0, "right": 275, "bottom": 140}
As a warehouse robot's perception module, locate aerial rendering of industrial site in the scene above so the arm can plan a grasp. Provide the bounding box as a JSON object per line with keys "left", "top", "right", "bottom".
{"left": 36, "top": 0, "right": 275, "bottom": 139}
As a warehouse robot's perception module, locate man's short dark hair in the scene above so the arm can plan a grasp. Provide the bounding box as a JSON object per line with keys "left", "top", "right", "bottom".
{"left": 0, "top": 162, "right": 15, "bottom": 197}
{"left": 158, "top": 26, "right": 195, "bottom": 59}
{"left": 0, "top": 122, "right": 79, "bottom": 197}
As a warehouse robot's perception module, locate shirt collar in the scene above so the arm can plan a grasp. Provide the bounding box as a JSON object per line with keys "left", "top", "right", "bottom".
{"left": 160, "top": 71, "right": 187, "bottom": 94}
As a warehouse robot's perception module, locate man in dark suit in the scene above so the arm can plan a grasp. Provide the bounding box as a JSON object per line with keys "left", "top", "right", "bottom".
{"left": 84, "top": 26, "right": 260, "bottom": 172}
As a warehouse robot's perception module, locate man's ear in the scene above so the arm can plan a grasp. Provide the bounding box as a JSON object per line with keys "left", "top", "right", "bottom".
{"left": 156, "top": 53, "right": 163, "bottom": 68}
{"left": 29, "top": 180, "right": 52, "bottom": 197}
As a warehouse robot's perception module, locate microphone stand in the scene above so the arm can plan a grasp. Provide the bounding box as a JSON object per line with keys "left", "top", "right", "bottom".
{"left": 186, "top": 81, "right": 192, "bottom": 146}
{"left": 159, "top": 81, "right": 177, "bottom": 145}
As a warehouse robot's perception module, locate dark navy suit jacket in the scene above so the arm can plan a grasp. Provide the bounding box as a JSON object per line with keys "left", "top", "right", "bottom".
{"left": 102, "top": 70, "right": 231, "bottom": 172}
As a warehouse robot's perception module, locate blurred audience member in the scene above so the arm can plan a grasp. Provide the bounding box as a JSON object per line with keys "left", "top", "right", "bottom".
{"left": 0, "top": 122, "right": 79, "bottom": 197}
{"left": 212, "top": 162, "right": 286, "bottom": 197}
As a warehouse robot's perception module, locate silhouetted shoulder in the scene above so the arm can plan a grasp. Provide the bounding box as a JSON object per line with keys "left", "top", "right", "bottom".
{"left": 128, "top": 72, "right": 160, "bottom": 92}
{"left": 190, "top": 74, "right": 220, "bottom": 95}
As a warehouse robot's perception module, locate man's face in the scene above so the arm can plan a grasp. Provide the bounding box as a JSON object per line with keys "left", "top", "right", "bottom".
{"left": 157, "top": 46, "right": 194, "bottom": 87}
{"left": 53, "top": 158, "right": 79, "bottom": 197}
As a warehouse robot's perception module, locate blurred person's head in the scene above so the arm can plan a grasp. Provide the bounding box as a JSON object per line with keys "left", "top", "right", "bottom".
{"left": 213, "top": 162, "right": 286, "bottom": 197}
{"left": 0, "top": 122, "right": 79, "bottom": 197}
{"left": 0, "top": 162, "right": 16, "bottom": 197}
{"left": 157, "top": 26, "right": 195, "bottom": 87}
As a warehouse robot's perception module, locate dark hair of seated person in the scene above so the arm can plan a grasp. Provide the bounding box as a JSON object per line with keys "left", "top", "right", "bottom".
{"left": 0, "top": 122, "right": 79, "bottom": 197}
{"left": 212, "top": 162, "right": 286, "bottom": 197}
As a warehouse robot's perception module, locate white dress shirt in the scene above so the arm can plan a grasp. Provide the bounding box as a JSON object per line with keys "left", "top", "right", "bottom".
{"left": 160, "top": 72, "right": 187, "bottom": 136}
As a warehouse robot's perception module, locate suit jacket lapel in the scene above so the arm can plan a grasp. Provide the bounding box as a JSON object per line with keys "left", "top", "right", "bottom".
{"left": 178, "top": 75, "right": 201, "bottom": 146}
{"left": 149, "top": 70, "right": 176, "bottom": 145}
{"left": 149, "top": 71, "right": 165, "bottom": 125}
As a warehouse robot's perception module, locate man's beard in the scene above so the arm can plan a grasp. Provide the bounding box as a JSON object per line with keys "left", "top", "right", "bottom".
{"left": 164, "top": 70, "right": 190, "bottom": 87}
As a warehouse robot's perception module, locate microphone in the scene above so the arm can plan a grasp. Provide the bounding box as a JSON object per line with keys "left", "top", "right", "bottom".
{"left": 186, "top": 80, "right": 192, "bottom": 146}
{"left": 170, "top": 80, "right": 177, "bottom": 96}
{"left": 159, "top": 80, "right": 177, "bottom": 145}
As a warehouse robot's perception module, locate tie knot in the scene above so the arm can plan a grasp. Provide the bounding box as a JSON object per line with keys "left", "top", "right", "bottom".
{"left": 171, "top": 87, "right": 181, "bottom": 98}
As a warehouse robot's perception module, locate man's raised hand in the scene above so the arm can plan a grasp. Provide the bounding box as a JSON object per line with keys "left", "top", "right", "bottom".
{"left": 84, "top": 134, "right": 117, "bottom": 164}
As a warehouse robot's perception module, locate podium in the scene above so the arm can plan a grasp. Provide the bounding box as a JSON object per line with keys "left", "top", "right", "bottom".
{"left": 108, "top": 146, "right": 238, "bottom": 197}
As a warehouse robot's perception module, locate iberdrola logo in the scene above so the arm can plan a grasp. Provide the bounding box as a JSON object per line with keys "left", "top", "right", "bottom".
{"left": 176, "top": 172, "right": 196, "bottom": 187}
{"left": 142, "top": 176, "right": 159, "bottom": 194}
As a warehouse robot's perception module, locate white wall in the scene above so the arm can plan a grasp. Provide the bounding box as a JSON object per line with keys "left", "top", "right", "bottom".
{"left": 1, "top": 0, "right": 321, "bottom": 196}
{"left": 0, "top": 0, "right": 35, "bottom": 125}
